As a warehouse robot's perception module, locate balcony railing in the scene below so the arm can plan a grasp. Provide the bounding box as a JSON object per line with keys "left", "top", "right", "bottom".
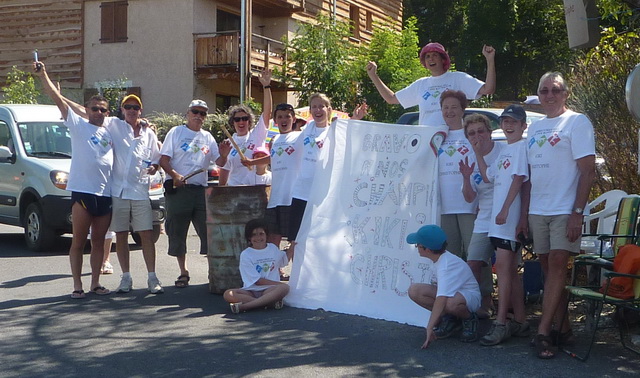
{"left": 194, "top": 31, "right": 286, "bottom": 73}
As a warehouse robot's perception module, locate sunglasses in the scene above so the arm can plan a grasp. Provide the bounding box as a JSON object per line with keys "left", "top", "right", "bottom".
{"left": 233, "top": 116, "right": 250, "bottom": 122}
{"left": 190, "top": 109, "right": 207, "bottom": 117}
{"left": 539, "top": 88, "right": 565, "bottom": 95}
{"left": 466, "top": 128, "right": 487, "bottom": 137}
{"left": 90, "top": 106, "right": 108, "bottom": 113}
{"left": 123, "top": 104, "right": 141, "bottom": 111}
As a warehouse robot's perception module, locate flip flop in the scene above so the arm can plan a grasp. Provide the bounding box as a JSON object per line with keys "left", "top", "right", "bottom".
{"left": 91, "top": 286, "right": 111, "bottom": 295}
{"left": 175, "top": 274, "right": 190, "bottom": 288}
{"left": 71, "top": 290, "right": 86, "bottom": 299}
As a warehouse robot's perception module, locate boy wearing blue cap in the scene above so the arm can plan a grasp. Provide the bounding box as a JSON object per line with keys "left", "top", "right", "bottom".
{"left": 407, "top": 225, "right": 481, "bottom": 348}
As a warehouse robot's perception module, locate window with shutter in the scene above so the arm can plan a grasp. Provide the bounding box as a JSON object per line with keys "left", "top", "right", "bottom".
{"left": 100, "top": 1, "right": 128, "bottom": 43}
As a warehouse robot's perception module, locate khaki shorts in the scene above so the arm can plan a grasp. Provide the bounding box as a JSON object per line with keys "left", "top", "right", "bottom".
{"left": 110, "top": 197, "right": 153, "bottom": 233}
{"left": 528, "top": 214, "right": 581, "bottom": 255}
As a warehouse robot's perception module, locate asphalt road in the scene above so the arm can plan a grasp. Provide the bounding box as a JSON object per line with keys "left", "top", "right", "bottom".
{"left": 1, "top": 223, "right": 639, "bottom": 377}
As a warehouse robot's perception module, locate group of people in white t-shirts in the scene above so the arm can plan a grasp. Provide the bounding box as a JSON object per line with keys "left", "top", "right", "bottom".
{"left": 369, "top": 43, "right": 596, "bottom": 359}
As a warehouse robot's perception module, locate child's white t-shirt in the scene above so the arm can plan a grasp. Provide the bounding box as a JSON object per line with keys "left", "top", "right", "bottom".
{"left": 239, "top": 243, "right": 288, "bottom": 291}
{"left": 487, "top": 140, "right": 529, "bottom": 241}
{"left": 433, "top": 251, "right": 480, "bottom": 312}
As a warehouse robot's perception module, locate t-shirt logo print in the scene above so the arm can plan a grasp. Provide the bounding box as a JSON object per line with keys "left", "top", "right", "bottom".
{"left": 90, "top": 135, "right": 109, "bottom": 147}
{"left": 548, "top": 133, "right": 561, "bottom": 146}
{"left": 501, "top": 159, "right": 511, "bottom": 170}
{"left": 444, "top": 145, "right": 457, "bottom": 157}
{"left": 458, "top": 145, "right": 469, "bottom": 155}
{"left": 285, "top": 146, "right": 295, "bottom": 155}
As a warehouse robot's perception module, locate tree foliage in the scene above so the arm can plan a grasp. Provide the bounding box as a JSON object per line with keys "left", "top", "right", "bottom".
{"left": 404, "top": 0, "right": 577, "bottom": 100}
{"left": 1, "top": 66, "right": 39, "bottom": 104}
{"left": 359, "top": 16, "right": 424, "bottom": 122}
{"left": 279, "top": 14, "right": 358, "bottom": 110}
{"left": 568, "top": 28, "right": 640, "bottom": 196}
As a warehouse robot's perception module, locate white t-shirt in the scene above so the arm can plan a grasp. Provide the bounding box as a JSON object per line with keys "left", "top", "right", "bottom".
{"left": 106, "top": 118, "right": 161, "bottom": 200}
{"left": 221, "top": 115, "right": 268, "bottom": 186}
{"left": 291, "top": 121, "right": 331, "bottom": 201}
{"left": 64, "top": 107, "right": 113, "bottom": 196}
{"left": 395, "top": 71, "right": 484, "bottom": 126}
{"left": 439, "top": 128, "right": 477, "bottom": 214}
{"left": 268, "top": 131, "right": 302, "bottom": 208}
{"left": 253, "top": 171, "right": 272, "bottom": 185}
{"left": 487, "top": 140, "right": 529, "bottom": 241}
{"left": 159, "top": 125, "right": 220, "bottom": 187}
{"left": 469, "top": 142, "right": 503, "bottom": 233}
{"left": 433, "top": 251, "right": 480, "bottom": 312}
{"left": 527, "top": 110, "right": 595, "bottom": 216}
{"left": 239, "top": 243, "right": 288, "bottom": 292}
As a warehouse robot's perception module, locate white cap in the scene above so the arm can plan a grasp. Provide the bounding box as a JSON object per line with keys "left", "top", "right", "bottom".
{"left": 189, "top": 99, "right": 208, "bottom": 110}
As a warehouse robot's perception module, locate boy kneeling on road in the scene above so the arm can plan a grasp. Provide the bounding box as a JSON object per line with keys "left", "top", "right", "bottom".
{"left": 407, "top": 225, "right": 481, "bottom": 348}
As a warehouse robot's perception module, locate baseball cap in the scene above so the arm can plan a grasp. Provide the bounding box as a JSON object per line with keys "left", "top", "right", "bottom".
{"left": 406, "top": 224, "right": 447, "bottom": 251}
{"left": 121, "top": 94, "right": 142, "bottom": 107}
{"left": 419, "top": 42, "right": 451, "bottom": 71}
{"left": 500, "top": 104, "right": 526, "bottom": 121}
{"left": 253, "top": 146, "right": 270, "bottom": 157}
{"left": 189, "top": 99, "right": 209, "bottom": 110}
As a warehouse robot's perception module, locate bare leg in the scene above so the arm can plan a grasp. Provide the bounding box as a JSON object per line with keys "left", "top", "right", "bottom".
{"left": 115, "top": 231, "right": 130, "bottom": 273}
{"left": 537, "top": 250, "right": 570, "bottom": 336}
{"left": 494, "top": 249, "right": 514, "bottom": 325}
{"left": 408, "top": 283, "right": 437, "bottom": 311}
{"left": 177, "top": 254, "right": 188, "bottom": 277}
{"left": 69, "top": 203, "right": 90, "bottom": 292}
{"left": 89, "top": 213, "right": 112, "bottom": 290}
{"left": 138, "top": 229, "right": 156, "bottom": 272}
{"left": 102, "top": 238, "right": 112, "bottom": 264}
{"left": 227, "top": 284, "right": 290, "bottom": 311}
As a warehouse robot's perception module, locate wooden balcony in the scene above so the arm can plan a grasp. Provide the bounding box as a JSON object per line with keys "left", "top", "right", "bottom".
{"left": 194, "top": 31, "right": 286, "bottom": 79}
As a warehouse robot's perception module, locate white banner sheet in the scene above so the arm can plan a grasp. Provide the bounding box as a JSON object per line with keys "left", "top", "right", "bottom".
{"left": 287, "top": 119, "right": 447, "bottom": 326}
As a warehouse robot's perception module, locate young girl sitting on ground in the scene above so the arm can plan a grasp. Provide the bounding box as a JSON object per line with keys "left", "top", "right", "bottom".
{"left": 223, "top": 219, "right": 292, "bottom": 313}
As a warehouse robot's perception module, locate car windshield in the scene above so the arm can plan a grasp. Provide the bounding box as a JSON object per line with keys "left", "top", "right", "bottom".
{"left": 18, "top": 122, "right": 71, "bottom": 158}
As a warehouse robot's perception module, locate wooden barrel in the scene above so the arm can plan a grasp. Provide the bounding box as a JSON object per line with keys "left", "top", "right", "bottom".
{"left": 205, "top": 184, "right": 270, "bottom": 293}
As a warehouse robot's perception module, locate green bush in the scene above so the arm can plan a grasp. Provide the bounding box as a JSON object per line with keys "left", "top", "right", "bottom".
{"left": 569, "top": 28, "right": 640, "bottom": 196}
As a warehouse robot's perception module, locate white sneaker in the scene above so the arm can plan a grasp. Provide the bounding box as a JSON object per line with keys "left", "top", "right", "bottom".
{"left": 116, "top": 275, "right": 133, "bottom": 293}
{"left": 147, "top": 276, "right": 164, "bottom": 294}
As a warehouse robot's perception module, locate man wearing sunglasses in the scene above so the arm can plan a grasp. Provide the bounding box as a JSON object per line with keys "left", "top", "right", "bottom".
{"left": 520, "top": 72, "right": 596, "bottom": 359}
{"left": 33, "top": 61, "right": 114, "bottom": 299}
{"left": 159, "top": 100, "right": 231, "bottom": 288}
{"left": 102, "top": 94, "right": 164, "bottom": 295}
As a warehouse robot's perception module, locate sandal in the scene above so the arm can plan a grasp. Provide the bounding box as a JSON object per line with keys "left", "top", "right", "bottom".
{"left": 534, "top": 334, "right": 556, "bottom": 359}
{"left": 230, "top": 302, "right": 242, "bottom": 314}
{"left": 175, "top": 274, "right": 190, "bottom": 288}
{"left": 70, "top": 290, "right": 86, "bottom": 299}
{"left": 91, "top": 286, "right": 111, "bottom": 295}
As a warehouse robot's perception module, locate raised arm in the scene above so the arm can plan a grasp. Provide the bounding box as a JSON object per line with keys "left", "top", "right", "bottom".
{"left": 477, "top": 45, "right": 496, "bottom": 96}
{"left": 366, "top": 61, "right": 400, "bottom": 105}
{"left": 33, "top": 62, "right": 68, "bottom": 119}
{"left": 459, "top": 156, "right": 478, "bottom": 203}
{"left": 62, "top": 97, "right": 89, "bottom": 119}
{"left": 259, "top": 68, "right": 272, "bottom": 126}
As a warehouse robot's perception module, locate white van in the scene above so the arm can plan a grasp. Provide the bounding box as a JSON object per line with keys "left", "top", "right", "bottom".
{"left": 0, "top": 104, "right": 164, "bottom": 251}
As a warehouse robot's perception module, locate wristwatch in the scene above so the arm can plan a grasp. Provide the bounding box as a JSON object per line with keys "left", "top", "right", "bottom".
{"left": 573, "top": 207, "right": 584, "bottom": 215}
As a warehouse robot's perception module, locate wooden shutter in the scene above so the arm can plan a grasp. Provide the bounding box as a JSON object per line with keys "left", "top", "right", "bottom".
{"left": 100, "top": 1, "right": 128, "bottom": 43}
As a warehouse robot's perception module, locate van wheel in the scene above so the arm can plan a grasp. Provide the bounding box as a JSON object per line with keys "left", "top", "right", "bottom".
{"left": 131, "top": 225, "right": 161, "bottom": 246}
{"left": 24, "top": 202, "right": 55, "bottom": 251}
